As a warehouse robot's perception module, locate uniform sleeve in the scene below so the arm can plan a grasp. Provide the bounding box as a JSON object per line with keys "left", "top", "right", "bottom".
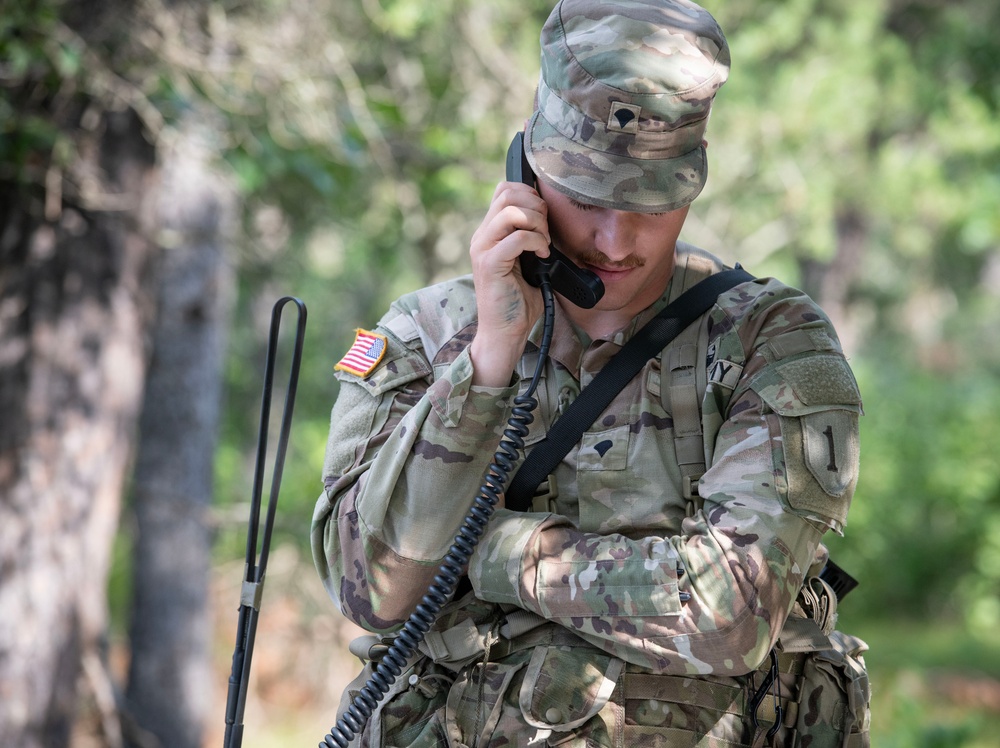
{"left": 310, "top": 314, "right": 520, "bottom": 634}
{"left": 468, "top": 288, "right": 863, "bottom": 675}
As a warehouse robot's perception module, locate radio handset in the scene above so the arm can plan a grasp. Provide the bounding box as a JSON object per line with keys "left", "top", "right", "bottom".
{"left": 505, "top": 132, "right": 605, "bottom": 309}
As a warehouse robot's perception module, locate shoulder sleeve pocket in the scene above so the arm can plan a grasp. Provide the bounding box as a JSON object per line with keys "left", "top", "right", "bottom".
{"left": 751, "top": 353, "right": 863, "bottom": 529}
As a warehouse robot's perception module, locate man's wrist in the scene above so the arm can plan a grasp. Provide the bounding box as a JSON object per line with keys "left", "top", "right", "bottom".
{"left": 469, "top": 334, "right": 522, "bottom": 387}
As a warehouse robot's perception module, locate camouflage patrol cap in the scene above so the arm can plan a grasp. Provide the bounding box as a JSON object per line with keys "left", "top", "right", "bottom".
{"left": 525, "top": 0, "right": 730, "bottom": 213}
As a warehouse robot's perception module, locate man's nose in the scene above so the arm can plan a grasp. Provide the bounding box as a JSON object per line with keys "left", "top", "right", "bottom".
{"left": 593, "top": 210, "right": 637, "bottom": 259}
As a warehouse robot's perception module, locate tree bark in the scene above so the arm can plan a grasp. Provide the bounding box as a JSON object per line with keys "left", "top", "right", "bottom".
{"left": 124, "top": 128, "right": 233, "bottom": 748}
{"left": 0, "top": 108, "right": 159, "bottom": 747}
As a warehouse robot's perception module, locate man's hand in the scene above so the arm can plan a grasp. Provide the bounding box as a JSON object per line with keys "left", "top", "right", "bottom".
{"left": 468, "top": 181, "right": 551, "bottom": 387}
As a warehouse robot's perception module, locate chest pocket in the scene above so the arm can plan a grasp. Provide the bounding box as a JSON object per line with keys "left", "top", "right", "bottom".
{"left": 574, "top": 424, "right": 634, "bottom": 534}
{"left": 578, "top": 427, "right": 630, "bottom": 471}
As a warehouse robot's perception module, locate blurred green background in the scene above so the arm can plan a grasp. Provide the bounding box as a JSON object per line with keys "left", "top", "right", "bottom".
{"left": 5, "top": 0, "right": 1000, "bottom": 745}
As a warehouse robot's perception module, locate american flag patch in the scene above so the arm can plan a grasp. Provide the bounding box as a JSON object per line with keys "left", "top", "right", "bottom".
{"left": 335, "top": 329, "right": 388, "bottom": 377}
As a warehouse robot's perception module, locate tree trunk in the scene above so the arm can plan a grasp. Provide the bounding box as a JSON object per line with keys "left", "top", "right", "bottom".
{"left": 0, "top": 108, "right": 159, "bottom": 748}
{"left": 799, "top": 207, "right": 868, "bottom": 354}
{"left": 124, "top": 128, "right": 234, "bottom": 748}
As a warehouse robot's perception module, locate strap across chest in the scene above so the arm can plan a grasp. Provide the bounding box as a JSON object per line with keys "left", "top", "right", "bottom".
{"left": 505, "top": 266, "right": 754, "bottom": 513}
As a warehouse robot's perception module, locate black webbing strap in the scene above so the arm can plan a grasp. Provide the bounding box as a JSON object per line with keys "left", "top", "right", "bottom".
{"left": 505, "top": 266, "right": 754, "bottom": 513}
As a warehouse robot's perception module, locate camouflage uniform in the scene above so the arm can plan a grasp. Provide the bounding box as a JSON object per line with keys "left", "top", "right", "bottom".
{"left": 313, "top": 1, "right": 870, "bottom": 745}
{"left": 311, "top": 245, "right": 870, "bottom": 747}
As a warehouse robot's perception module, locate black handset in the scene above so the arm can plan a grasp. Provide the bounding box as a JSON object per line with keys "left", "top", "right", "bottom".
{"left": 505, "top": 133, "right": 605, "bottom": 309}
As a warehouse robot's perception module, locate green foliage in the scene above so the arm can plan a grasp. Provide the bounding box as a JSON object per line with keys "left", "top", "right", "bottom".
{"left": 7, "top": 0, "right": 1000, "bottom": 729}
{"left": 696, "top": 0, "right": 1000, "bottom": 328}
{"left": 0, "top": 0, "right": 75, "bottom": 181}
{"left": 825, "top": 354, "right": 1000, "bottom": 629}
{"left": 842, "top": 619, "right": 1000, "bottom": 747}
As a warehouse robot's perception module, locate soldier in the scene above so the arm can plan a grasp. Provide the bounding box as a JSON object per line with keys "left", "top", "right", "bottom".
{"left": 313, "top": 1, "right": 871, "bottom": 746}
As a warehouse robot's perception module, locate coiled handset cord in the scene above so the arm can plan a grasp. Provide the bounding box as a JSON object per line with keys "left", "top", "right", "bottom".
{"left": 319, "top": 278, "right": 556, "bottom": 748}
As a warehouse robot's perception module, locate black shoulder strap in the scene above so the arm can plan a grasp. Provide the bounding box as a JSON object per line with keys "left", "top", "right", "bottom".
{"left": 505, "top": 266, "right": 754, "bottom": 512}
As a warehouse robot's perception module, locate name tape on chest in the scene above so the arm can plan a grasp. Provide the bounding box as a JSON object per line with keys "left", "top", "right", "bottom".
{"left": 708, "top": 359, "right": 744, "bottom": 390}
{"left": 335, "top": 329, "right": 388, "bottom": 377}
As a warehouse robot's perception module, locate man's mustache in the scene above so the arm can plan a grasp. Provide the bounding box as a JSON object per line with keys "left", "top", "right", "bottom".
{"left": 576, "top": 250, "right": 645, "bottom": 270}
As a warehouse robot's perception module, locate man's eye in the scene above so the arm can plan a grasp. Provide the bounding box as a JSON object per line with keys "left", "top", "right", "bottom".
{"left": 570, "top": 199, "right": 596, "bottom": 211}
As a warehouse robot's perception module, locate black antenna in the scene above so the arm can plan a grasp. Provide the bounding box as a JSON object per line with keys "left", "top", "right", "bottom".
{"left": 223, "top": 296, "right": 307, "bottom": 748}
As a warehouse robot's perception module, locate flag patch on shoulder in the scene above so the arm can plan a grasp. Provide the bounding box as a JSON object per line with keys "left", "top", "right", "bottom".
{"left": 335, "top": 329, "right": 388, "bottom": 377}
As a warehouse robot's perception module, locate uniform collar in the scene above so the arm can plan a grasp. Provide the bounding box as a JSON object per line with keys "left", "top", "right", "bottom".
{"left": 524, "top": 244, "right": 715, "bottom": 375}
{"left": 526, "top": 276, "right": 679, "bottom": 376}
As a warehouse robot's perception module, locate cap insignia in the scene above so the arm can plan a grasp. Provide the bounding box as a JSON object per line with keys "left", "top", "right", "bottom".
{"left": 608, "top": 102, "right": 641, "bottom": 133}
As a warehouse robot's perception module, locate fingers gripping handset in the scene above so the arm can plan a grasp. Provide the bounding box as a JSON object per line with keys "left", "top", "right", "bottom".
{"left": 505, "top": 133, "right": 605, "bottom": 309}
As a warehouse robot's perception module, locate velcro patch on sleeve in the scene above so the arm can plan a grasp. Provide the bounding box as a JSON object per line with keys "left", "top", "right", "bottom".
{"left": 335, "top": 329, "right": 388, "bottom": 377}
{"left": 751, "top": 353, "right": 862, "bottom": 416}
